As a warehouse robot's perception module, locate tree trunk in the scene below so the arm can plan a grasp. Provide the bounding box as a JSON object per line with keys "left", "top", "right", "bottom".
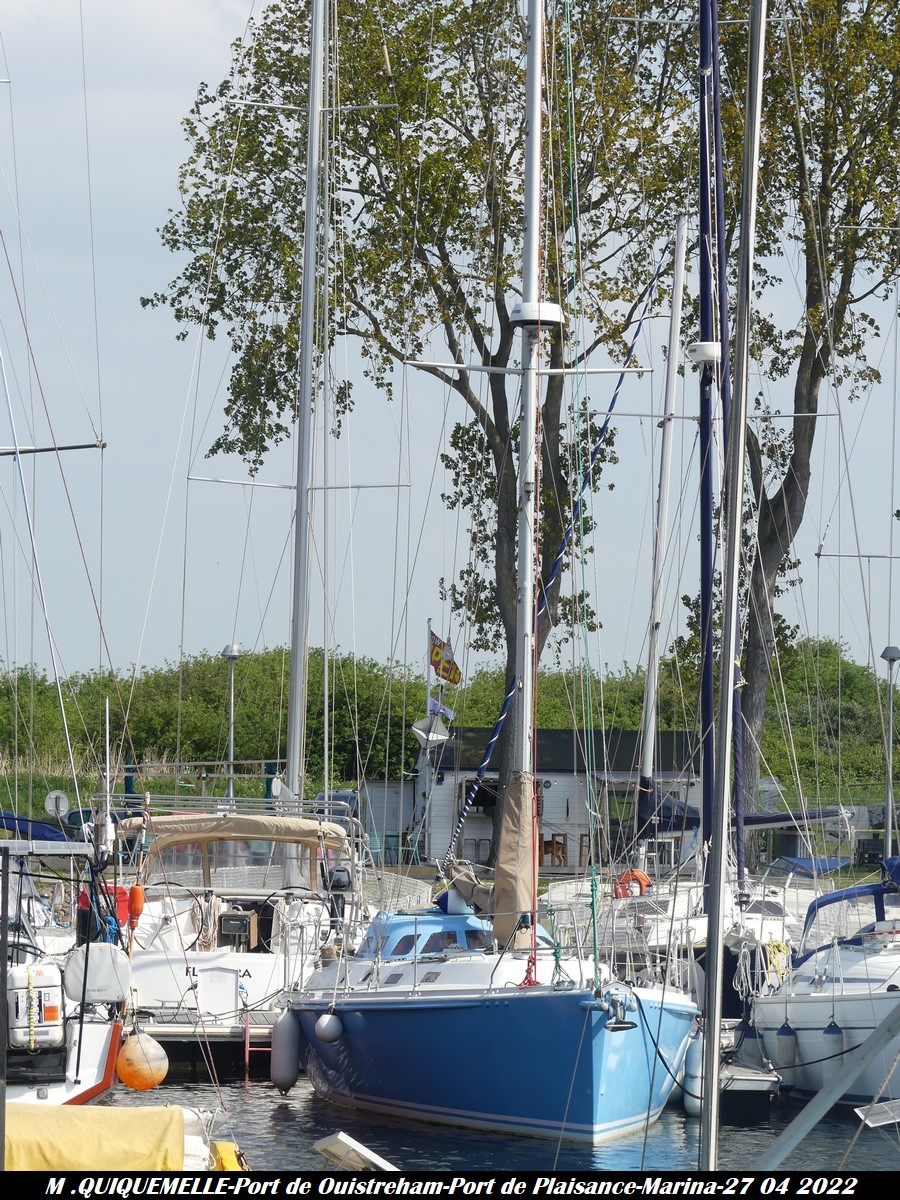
{"left": 740, "top": 311, "right": 828, "bottom": 836}
{"left": 487, "top": 343, "right": 566, "bottom": 866}
{"left": 740, "top": 548, "right": 782, "bottom": 868}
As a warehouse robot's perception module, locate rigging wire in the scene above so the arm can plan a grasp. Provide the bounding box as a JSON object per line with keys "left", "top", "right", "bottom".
{"left": 0, "top": 19, "right": 130, "bottom": 805}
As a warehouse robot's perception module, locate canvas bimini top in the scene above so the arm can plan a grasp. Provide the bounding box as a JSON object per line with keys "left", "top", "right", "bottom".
{"left": 115, "top": 811, "right": 348, "bottom": 854}
{"left": 116, "top": 812, "right": 351, "bottom": 894}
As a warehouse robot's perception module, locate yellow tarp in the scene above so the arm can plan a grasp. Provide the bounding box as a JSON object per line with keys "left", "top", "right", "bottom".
{"left": 5, "top": 1102, "right": 185, "bottom": 1171}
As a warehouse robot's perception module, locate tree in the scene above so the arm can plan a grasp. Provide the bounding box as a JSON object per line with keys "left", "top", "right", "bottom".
{"left": 142, "top": 0, "right": 696, "bottom": 856}
{"left": 144, "top": 0, "right": 900, "bottom": 851}
{"left": 715, "top": 0, "right": 900, "bottom": 809}
{"left": 765, "top": 637, "right": 885, "bottom": 794}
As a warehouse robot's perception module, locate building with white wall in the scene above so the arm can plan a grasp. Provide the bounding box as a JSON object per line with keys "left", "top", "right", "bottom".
{"left": 361, "top": 727, "right": 699, "bottom": 869}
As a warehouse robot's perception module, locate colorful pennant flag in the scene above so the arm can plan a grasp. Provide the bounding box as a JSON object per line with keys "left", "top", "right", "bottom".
{"left": 429, "top": 631, "right": 462, "bottom": 685}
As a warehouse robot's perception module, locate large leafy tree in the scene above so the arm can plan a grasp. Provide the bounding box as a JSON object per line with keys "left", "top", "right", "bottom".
{"left": 144, "top": 0, "right": 900, "bottom": 851}
{"left": 715, "top": 0, "right": 900, "bottom": 811}
{"left": 643, "top": 0, "right": 900, "bottom": 824}
{"left": 143, "top": 0, "right": 695, "bottom": 853}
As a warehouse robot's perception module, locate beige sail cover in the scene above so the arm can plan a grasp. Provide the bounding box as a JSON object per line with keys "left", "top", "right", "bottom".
{"left": 115, "top": 811, "right": 348, "bottom": 854}
{"left": 445, "top": 861, "right": 494, "bottom": 916}
{"left": 447, "top": 771, "right": 536, "bottom": 949}
{"left": 492, "top": 770, "right": 538, "bottom": 948}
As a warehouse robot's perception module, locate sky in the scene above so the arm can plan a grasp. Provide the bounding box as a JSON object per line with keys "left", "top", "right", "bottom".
{"left": 0, "top": 0, "right": 897, "bottom": 706}
{"left": 0, "top": 1, "right": 266, "bottom": 682}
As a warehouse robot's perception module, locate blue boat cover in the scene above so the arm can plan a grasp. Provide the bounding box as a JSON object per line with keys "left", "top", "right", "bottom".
{"left": 0, "top": 811, "right": 67, "bottom": 841}
{"left": 638, "top": 792, "right": 845, "bottom": 835}
{"left": 637, "top": 785, "right": 700, "bottom": 832}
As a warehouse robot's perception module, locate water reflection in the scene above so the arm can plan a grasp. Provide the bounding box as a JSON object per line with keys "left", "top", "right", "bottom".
{"left": 105, "top": 1075, "right": 898, "bottom": 1173}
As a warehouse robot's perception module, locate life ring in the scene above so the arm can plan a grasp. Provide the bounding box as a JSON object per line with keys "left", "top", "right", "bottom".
{"left": 614, "top": 868, "right": 653, "bottom": 899}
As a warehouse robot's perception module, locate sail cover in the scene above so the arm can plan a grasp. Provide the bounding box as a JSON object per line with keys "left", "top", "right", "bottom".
{"left": 445, "top": 772, "right": 536, "bottom": 949}
{"left": 491, "top": 771, "right": 537, "bottom": 949}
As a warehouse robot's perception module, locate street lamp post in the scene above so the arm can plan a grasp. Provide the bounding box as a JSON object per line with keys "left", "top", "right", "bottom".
{"left": 881, "top": 645, "right": 900, "bottom": 860}
{"left": 221, "top": 643, "right": 244, "bottom": 802}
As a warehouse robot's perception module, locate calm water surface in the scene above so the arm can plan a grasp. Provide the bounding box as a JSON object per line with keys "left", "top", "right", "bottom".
{"left": 104, "top": 1073, "right": 900, "bottom": 1173}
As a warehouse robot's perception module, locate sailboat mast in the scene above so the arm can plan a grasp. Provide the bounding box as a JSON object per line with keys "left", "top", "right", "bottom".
{"left": 711, "top": 0, "right": 746, "bottom": 890}
{"left": 637, "top": 214, "right": 688, "bottom": 830}
{"left": 512, "top": 0, "right": 541, "bottom": 776}
{"left": 699, "top": 0, "right": 768, "bottom": 1169}
{"left": 285, "top": 0, "right": 326, "bottom": 803}
{"left": 698, "top": 0, "right": 718, "bottom": 881}
{"left": 511, "top": 0, "right": 563, "bottom": 777}
{"left": 484, "top": 0, "right": 564, "bottom": 951}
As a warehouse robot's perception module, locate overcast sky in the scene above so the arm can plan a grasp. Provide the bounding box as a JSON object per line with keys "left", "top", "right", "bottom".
{"left": 0, "top": 0, "right": 896, "bottom": 710}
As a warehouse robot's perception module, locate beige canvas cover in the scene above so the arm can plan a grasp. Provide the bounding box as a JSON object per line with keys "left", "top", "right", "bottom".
{"left": 448, "top": 771, "right": 536, "bottom": 950}
{"left": 491, "top": 771, "right": 538, "bottom": 948}
{"left": 116, "top": 811, "right": 348, "bottom": 855}
{"left": 445, "top": 861, "right": 494, "bottom": 916}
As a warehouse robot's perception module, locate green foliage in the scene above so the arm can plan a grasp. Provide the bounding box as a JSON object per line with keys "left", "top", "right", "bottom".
{"left": 139, "top": 0, "right": 900, "bottom": 814}
{"left": 0, "top": 649, "right": 425, "bottom": 808}
{"left": 143, "top": 0, "right": 694, "bottom": 668}
{"left": 449, "top": 638, "right": 893, "bottom": 796}
{"left": 0, "top": 638, "right": 890, "bottom": 814}
{"left": 718, "top": 0, "right": 900, "bottom": 801}
{"left": 761, "top": 637, "right": 889, "bottom": 795}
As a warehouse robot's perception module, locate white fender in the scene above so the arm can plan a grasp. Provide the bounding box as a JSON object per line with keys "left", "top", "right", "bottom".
{"left": 682, "top": 1030, "right": 703, "bottom": 1117}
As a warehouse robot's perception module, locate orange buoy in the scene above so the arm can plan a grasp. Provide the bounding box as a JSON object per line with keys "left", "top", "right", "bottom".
{"left": 116, "top": 1031, "right": 169, "bottom": 1091}
{"left": 127, "top": 884, "right": 145, "bottom": 929}
{"left": 614, "top": 868, "right": 653, "bottom": 899}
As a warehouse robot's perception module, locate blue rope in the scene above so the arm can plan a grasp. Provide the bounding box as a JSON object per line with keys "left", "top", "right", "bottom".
{"left": 85, "top": 898, "right": 119, "bottom": 943}
{"left": 84, "top": 863, "right": 125, "bottom": 945}
{"left": 441, "top": 678, "right": 516, "bottom": 870}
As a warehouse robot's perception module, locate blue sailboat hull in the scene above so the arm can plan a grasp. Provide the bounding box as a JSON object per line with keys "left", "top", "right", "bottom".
{"left": 292, "top": 985, "right": 696, "bottom": 1142}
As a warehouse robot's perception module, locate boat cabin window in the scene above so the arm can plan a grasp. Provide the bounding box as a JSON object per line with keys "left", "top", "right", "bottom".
{"left": 742, "top": 899, "right": 786, "bottom": 917}
{"left": 375, "top": 927, "right": 493, "bottom": 957}
{"left": 422, "top": 930, "right": 463, "bottom": 954}
{"left": 803, "top": 892, "right": 878, "bottom": 952}
{"left": 144, "top": 838, "right": 314, "bottom": 892}
{"left": 358, "top": 932, "right": 389, "bottom": 957}
{"left": 876, "top": 895, "right": 900, "bottom": 935}
{"left": 465, "top": 929, "right": 493, "bottom": 951}
{"left": 146, "top": 840, "right": 205, "bottom": 888}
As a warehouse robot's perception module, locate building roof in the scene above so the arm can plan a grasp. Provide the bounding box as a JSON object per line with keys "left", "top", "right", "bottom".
{"left": 437, "top": 728, "right": 698, "bottom": 778}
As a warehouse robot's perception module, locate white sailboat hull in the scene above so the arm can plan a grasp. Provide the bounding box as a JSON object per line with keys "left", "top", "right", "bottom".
{"left": 751, "top": 869, "right": 900, "bottom": 1104}
{"left": 753, "top": 939, "right": 900, "bottom": 1102}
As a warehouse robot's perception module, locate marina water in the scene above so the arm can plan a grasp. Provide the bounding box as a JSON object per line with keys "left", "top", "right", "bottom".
{"left": 105, "top": 1075, "right": 898, "bottom": 1173}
